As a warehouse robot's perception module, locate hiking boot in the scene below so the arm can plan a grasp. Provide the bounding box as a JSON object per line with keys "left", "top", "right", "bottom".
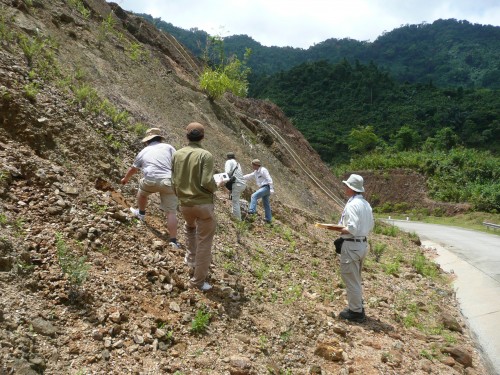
{"left": 130, "top": 207, "right": 145, "bottom": 221}
{"left": 339, "top": 308, "right": 366, "bottom": 323}
{"left": 189, "top": 281, "right": 213, "bottom": 291}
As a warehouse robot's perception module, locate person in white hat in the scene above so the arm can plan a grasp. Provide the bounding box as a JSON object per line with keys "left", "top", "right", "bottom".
{"left": 121, "top": 127, "right": 179, "bottom": 247}
{"left": 331, "top": 173, "right": 374, "bottom": 322}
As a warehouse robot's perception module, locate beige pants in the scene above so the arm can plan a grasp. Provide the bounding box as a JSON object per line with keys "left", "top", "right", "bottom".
{"left": 180, "top": 204, "right": 216, "bottom": 288}
{"left": 340, "top": 241, "right": 368, "bottom": 312}
{"left": 138, "top": 177, "right": 177, "bottom": 213}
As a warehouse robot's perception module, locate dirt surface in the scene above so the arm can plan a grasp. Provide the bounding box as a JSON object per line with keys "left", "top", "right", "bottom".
{"left": 0, "top": 1, "right": 488, "bottom": 374}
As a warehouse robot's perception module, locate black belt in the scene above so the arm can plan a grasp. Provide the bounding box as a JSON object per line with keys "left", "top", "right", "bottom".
{"left": 344, "top": 238, "right": 367, "bottom": 242}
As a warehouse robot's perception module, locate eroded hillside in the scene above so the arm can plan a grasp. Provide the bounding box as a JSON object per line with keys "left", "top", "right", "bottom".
{"left": 0, "top": 1, "right": 489, "bottom": 374}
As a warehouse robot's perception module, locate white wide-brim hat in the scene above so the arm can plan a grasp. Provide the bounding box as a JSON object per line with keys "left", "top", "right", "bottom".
{"left": 342, "top": 174, "right": 365, "bottom": 192}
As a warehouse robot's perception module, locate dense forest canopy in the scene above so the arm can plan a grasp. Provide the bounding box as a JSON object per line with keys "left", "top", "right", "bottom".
{"left": 252, "top": 60, "right": 499, "bottom": 162}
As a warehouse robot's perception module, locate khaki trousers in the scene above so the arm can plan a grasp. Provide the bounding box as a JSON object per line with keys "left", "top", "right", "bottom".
{"left": 180, "top": 204, "right": 216, "bottom": 288}
{"left": 340, "top": 241, "right": 368, "bottom": 313}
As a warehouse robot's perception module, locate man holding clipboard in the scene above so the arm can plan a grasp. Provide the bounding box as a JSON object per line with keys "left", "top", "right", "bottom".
{"left": 317, "top": 174, "right": 374, "bottom": 322}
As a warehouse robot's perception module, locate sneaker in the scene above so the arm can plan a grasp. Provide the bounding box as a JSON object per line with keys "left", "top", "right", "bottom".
{"left": 169, "top": 241, "right": 180, "bottom": 249}
{"left": 184, "top": 255, "right": 195, "bottom": 268}
{"left": 130, "top": 207, "right": 145, "bottom": 221}
{"left": 339, "top": 308, "right": 366, "bottom": 323}
{"left": 199, "top": 282, "right": 212, "bottom": 291}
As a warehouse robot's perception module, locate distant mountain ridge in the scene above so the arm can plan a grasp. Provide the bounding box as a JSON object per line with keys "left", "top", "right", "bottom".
{"left": 138, "top": 15, "right": 500, "bottom": 90}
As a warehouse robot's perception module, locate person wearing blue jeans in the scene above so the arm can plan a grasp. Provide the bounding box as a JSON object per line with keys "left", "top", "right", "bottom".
{"left": 244, "top": 159, "right": 274, "bottom": 223}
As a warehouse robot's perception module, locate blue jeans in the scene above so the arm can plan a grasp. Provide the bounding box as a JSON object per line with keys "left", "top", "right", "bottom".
{"left": 249, "top": 185, "right": 272, "bottom": 222}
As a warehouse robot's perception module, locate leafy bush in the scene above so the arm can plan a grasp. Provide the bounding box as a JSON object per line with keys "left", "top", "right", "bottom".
{"left": 199, "top": 36, "right": 251, "bottom": 101}
{"left": 412, "top": 251, "right": 439, "bottom": 278}
{"left": 67, "top": 0, "right": 91, "bottom": 19}
{"left": 372, "top": 242, "right": 386, "bottom": 262}
{"left": 190, "top": 307, "right": 211, "bottom": 334}
{"left": 55, "top": 233, "right": 90, "bottom": 290}
{"left": 346, "top": 147, "right": 500, "bottom": 212}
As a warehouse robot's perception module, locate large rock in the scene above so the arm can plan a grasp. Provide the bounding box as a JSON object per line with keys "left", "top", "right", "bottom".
{"left": 442, "top": 345, "right": 473, "bottom": 368}
{"left": 30, "top": 317, "right": 57, "bottom": 337}
{"left": 314, "top": 340, "right": 343, "bottom": 362}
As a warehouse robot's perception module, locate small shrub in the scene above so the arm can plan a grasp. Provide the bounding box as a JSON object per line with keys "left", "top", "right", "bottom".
{"left": 67, "top": 0, "right": 91, "bottom": 19}
{"left": 97, "top": 13, "right": 115, "bottom": 44}
{"left": 55, "top": 233, "right": 90, "bottom": 295}
{"left": 382, "top": 225, "right": 399, "bottom": 237}
{"left": 19, "top": 34, "right": 42, "bottom": 66}
{"left": 127, "top": 42, "right": 146, "bottom": 61}
{"left": 73, "top": 83, "right": 99, "bottom": 109}
{"left": 23, "top": 82, "right": 39, "bottom": 101}
{"left": 284, "top": 283, "right": 302, "bottom": 305}
{"left": 412, "top": 251, "right": 439, "bottom": 278}
{"left": 0, "top": 12, "right": 15, "bottom": 43}
{"left": 190, "top": 307, "right": 211, "bottom": 334}
{"left": 372, "top": 242, "right": 386, "bottom": 262}
{"left": 235, "top": 219, "right": 250, "bottom": 244}
{"left": 258, "top": 335, "right": 268, "bottom": 351}
{"left": 383, "top": 260, "right": 400, "bottom": 276}
{"left": 128, "top": 122, "right": 148, "bottom": 137}
{"left": 16, "top": 260, "right": 35, "bottom": 274}
{"left": 91, "top": 202, "right": 108, "bottom": 215}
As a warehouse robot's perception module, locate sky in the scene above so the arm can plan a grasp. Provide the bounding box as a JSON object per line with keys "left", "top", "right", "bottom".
{"left": 112, "top": 0, "right": 500, "bottom": 49}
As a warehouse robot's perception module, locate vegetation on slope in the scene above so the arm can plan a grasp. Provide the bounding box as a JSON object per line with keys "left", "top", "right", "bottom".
{"left": 340, "top": 148, "right": 500, "bottom": 213}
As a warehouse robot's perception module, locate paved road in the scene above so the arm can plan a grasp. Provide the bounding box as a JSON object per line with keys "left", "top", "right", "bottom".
{"left": 387, "top": 220, "right": 500, "bottom": 375}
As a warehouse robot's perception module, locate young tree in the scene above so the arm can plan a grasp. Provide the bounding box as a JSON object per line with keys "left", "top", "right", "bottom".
{"left": 199, "top": 35, "right": 252, "bottom": 101}
{"left": 424, "top": 127, "right": 460, "bottom": 151}
{"left": 347, "top": 125, "right": 380, "bottom": 155}
{"left": 393, "top": 125, "right": 421, "bottom": 151}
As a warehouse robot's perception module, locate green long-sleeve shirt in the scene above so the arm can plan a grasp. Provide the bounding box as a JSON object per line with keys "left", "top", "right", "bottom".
{"left": 172, "top": 142, "right": 217, "bottom": 206}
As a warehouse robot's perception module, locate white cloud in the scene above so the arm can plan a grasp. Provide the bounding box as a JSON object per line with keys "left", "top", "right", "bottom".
{"left": 111, "top": 0, "right": 500, "bottom": 48}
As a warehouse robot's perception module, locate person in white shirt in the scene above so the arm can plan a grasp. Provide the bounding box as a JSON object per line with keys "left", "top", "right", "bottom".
{"left": 224, "top": 152, "right": 246, "bottom": 220}
{"left": 243, "top": 159, "right": 274, "bottom": 223}
{"left": 331, "top": 174, "right": 374, "bottom": 322}
{"left": 121, "top": 127, "right": 179, "bottom": 247}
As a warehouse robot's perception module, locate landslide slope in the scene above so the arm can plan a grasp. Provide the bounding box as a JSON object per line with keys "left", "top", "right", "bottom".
{"left": 0, "top": 1, "right": 488, "bottom": 374}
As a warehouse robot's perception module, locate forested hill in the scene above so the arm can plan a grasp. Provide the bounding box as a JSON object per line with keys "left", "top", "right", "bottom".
{"left": 251, "top": 59, "right": 500, "bottom": 164}
{"left": 138, "top": 15, "right": 500, "bottom": 89}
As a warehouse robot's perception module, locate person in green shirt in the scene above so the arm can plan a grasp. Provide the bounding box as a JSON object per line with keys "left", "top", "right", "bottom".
{"left": 172, "top": 122, "right": 217, "bottom": 291}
